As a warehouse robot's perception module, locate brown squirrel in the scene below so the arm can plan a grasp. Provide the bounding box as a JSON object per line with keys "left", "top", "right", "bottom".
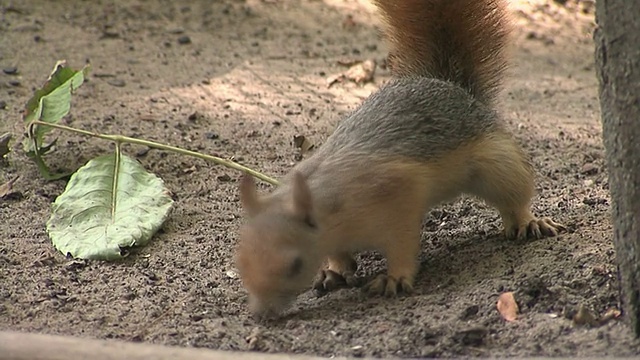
{"left": 235, "top": 0, "right": 566, "bottom": 318}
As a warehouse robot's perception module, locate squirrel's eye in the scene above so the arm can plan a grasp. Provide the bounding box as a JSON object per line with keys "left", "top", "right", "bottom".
{"left": 288, "top": 257, "right": 304, "bottom": 278}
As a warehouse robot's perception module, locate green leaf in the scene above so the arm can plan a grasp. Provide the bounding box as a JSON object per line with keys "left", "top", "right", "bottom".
{"left": 22, "top": 60, "right": 90, "bottom": 156}
{"left": 46, "top": 152, "right": 174, "bottom": 260}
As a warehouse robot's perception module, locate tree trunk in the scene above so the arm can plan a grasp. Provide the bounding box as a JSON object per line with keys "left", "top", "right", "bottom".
{"left": 594, "top": 0, "right": 640, "bottom": 337}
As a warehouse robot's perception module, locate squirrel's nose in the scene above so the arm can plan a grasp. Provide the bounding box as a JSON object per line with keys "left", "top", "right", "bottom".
{"left": 248, "top": 296, "right": 281, "bottom": 321}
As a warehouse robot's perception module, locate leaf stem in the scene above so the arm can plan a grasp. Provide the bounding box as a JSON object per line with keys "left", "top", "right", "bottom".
{"left": 30, "top": 120, "right": 280, "bottom": 186}
{"left": 111, "top": 142, "right": 122, "bottom": 220}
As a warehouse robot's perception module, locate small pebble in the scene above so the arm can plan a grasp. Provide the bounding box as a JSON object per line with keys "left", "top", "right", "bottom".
{"left": 8, "top": 80, "right": 20, "bottom": 87}
{"left": 188, "top": 112, "right": 199, "bottom": 121}
{"left": 581, "top": 162, "right": 599, "bottom": 175}
{"left": 102, "top": 30, "right": 120, "bottom": 38}
{"left": 177, "top": 35, "right": 191, "bottom": 44}
{"left": 167, "top": 27, "right": 185, "bottom": 34}
{"left": 0, "top": 100, "right": 6, "bottom": 110}
{"left": 459, "top": 305, "right": 480, "bottom": 320}
{"left": 136, "top": 148, "right": 150, "bottom": 157}
{"left": 107, "top": 78, "right": 126, "bottom": 87}
{"left": 3, "top": 67, "right": 18, "bottom": 75}
{"left": 205, "top": 132, "right": 219, "bottom": 140}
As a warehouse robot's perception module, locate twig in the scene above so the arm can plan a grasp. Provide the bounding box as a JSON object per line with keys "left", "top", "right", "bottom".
{"left": 30, "top": 120, "right": 280, "bottom": 186}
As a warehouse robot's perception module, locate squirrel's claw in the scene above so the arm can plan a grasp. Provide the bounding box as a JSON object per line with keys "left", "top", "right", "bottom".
{"left": 312, "top": 269, "right": 358, "bottom": 296}
{"left": 507, "top": 217, "right": 566, "bottom": 241}
{"left": 363, "top": 274, "right": 413, "bottom": 297}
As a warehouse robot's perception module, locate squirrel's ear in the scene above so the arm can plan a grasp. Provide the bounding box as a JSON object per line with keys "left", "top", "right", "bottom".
{"left": 290, "top": 171, "right": 315, "bottom": 227}
{"left": 239, "top": 174, "right": 261, "bottom": 217}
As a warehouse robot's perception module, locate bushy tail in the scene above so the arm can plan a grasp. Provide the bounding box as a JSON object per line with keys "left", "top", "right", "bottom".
{"left": 373, "top": 0, "right": 511, "bottom": 105}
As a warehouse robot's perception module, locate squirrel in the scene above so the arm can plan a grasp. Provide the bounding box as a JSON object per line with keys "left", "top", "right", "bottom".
{"left": 235, "top": 0, "right": 566, "bottom": 318}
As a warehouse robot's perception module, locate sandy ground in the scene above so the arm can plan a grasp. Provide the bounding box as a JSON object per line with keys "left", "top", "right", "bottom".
{"left": 1, "top": 0, "right": 639, "bottom": 358}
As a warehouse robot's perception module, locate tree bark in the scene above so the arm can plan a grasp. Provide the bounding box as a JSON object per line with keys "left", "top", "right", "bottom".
{"left": 595, "top": 0, "right": 640, "bottom": 337}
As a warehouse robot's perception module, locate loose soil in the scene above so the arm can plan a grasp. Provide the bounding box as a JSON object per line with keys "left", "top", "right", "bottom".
{"left": 1, "top": 0, "right": 639, "bottom": 358}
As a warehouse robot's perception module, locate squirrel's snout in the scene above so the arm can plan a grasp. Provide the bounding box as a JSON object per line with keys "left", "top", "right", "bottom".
{"left": 247, "top": 293, "right": 293, "bottom": 321}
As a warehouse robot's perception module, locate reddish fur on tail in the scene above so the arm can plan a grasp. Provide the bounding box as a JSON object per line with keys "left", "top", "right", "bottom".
{"left": 373, "top": 0, "right": 512, "bottom": 105}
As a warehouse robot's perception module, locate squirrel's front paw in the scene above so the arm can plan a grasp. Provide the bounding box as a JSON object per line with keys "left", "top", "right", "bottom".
{"left": 312, "top": 269, "right": 358, "bottom": 295}
{"left": 506, "top": 216, "right": 566, "bottom": 241}
{"left": 363, "top": 274, "right": 413, "bottom": 297}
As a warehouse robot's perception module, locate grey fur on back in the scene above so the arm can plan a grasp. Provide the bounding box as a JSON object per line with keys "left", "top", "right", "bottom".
{"left": 321, "top": 77, "right": 501, "bottom": 160}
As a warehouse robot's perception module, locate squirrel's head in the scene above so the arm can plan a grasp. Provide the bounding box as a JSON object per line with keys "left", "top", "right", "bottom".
{"left": 235, "top": 171, "right": 322, "bottom": 319}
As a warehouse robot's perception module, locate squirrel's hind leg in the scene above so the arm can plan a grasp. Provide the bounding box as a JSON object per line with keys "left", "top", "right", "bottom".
{"left": 465, "top": 132, "right": 566, "bottom": 240}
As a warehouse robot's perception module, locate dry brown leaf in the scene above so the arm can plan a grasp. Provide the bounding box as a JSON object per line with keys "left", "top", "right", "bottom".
{"left": 598, "top": 307, "right": 622, "bottom": 325}
{"left": 497, "top": 292, "right": 519, "bottom": 322}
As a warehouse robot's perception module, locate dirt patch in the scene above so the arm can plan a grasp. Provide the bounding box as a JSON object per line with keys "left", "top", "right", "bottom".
{"left": 1, "top": 0, "right": 639, "bottom": 358}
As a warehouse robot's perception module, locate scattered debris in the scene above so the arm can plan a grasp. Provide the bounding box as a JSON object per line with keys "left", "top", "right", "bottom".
{"left": 453, "top": 327, "right": 488, "bottom": 346}
{"left": 177, "top": 35, "right": 191, "bottom": 45}
{"left": 0, "top": 175, "right": 19, "bottom": 198}
{"left": 107, "top": 78, "right": 126, "bottom": 87}
{"left": 351, "top": 345, "right": 365, "bottom": 357}
{"left": 293, "top": 134, "right": 314, "bottom": 155}
{"left": 580, "top": 162, "right": 599, "bottom": 175}
{"left": 3, "top": 66, "right": 18, "bottom": 75}
{"left": 327, "top": 59, "right": 376, "bottom": 88}
{"left": 336, "top": 58, "right": 362, "bottom": 67}
{"left": 573, "top": 304, "right": 598, "bottom": 326}
{"left": 226, "top": 270, "right": 238, "bottom": 279}
{"left": 459, "top": 304, "right": 480, "bottom": 321}
{"left": 342, "top": 14, "right": 357, "bottom": 29}
{"left": 246, "top": 327, "right": 262, "bottom": 351}
{"left": 0, "top": 132, "right": 11, "bottom": 157}
{"left": 136, "top": 147, "right": 150, "bottom": 157}
{"left": 64, "top": 259, "right": 87, "bottom": 271}
{"left": 497, "top": 291, "right": 519, "bottom": 322}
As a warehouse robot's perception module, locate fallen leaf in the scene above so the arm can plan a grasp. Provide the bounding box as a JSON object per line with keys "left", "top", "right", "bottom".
{"left": 0, "top": 175, "right": 19, "bottom": 198}
{"left": 0, "top": 132, "right": 12, "bottom": 158}
{"left": 497, "top": 292, "right": 519, "bottom": 322}
{"left": 598, "top": 307, "right": 622, "bottom": 325}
